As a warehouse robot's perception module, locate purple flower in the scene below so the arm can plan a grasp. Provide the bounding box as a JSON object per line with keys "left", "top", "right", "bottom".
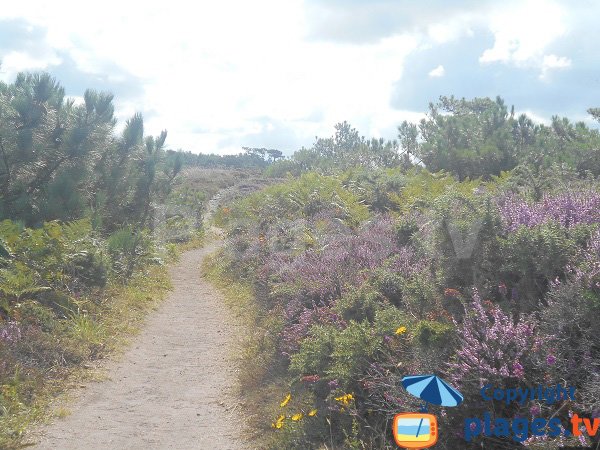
{"left": 511, "top": 287, "right": 519, "bottom": 302}
{"left": 328, "top": 379, "right": 339, "bottom": 389}
{"left": 546, "top": 354, "right": 557, "bottom": 365}
{"left": 512, "top": 362, "right": 525, "bottom": 379}
{"left": 0, "top": 321, "right": 22, "bottom": 344}
{"left": 448, "top": 289, "right": 542, "bottom": 386}
{"left": 498, "top": 191, "right": 600, "bottom": 231}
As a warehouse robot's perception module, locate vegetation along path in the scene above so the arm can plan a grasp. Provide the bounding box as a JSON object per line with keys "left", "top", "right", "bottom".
{"left": 33, "top": 241, "right": 250, "bottom": 450}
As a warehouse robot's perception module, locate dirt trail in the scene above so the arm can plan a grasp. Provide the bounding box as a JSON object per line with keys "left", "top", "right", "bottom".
{"left": 33, "top": 241, "right": 251, "bottom": 450}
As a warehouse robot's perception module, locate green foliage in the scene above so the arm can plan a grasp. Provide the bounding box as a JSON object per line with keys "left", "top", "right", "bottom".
{"left": 267, "top": 121, "right": 402, "bottom": 176}
{"left": 334, "top": 289, "right": 384, "bottom": 323}
{"left": 166, "top": 148, "right": 270, "bottom": 169}
{"left": 412, "top": 320, "right": 454, "bottom": 348}
{"left": 291, "top": 305, "right": 407, "bottom": 387}
{"left": 15, "top": 300, "right": 58, "bottom": 332}
{"left": 0, "top": 71, "right": 196, "bottom": 448}
{"left": 498, "top": 222, "right": 589, "bottom": 308}
{"left": 0, "top": 264, "right": 49, "bottom": 305}
{"left": 340, "top": 166, "right": 407, "bottom": 212}
{"left": 0, "top": 72, "right": 179, "bottom": 232}
{"left": 417, "top": 96, "right": 517, "bottom": 179}
{"left": 0, "top": 219, "right": 108, "bottom": 298}
{"left": 408, "top": 95, "right": 600, "bottom": 180}
{"left": 107, "top": 227, "right": 156, "bottom": 278}
{"left": 389, "top": 168, "right": 483, "bottom": 213}
{"left": 224, "top": 172, "right": 370, "bottom": 228}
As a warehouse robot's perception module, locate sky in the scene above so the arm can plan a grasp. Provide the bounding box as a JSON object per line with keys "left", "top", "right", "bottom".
{"left": 1, "top": 0, "right": 598, "bottom": 155}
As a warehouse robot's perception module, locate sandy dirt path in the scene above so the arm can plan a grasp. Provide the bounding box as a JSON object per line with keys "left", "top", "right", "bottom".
{"left": 33, "top": 241, "right": 251, "bottom": 450}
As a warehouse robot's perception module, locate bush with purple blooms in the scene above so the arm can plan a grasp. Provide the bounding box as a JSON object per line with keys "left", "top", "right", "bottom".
{"left": 498, "top": 191, "right": 600, "bottom": 232}
{"left": 213, "top": 165, "right": 600, "bottom": 450}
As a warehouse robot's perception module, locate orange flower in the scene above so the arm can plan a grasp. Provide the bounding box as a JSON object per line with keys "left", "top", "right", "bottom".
{"left": 444, "top": 288, "right": 461, "bottom": 298}
{"left": 301, "top": 374, "right": 320, "bottom": 383}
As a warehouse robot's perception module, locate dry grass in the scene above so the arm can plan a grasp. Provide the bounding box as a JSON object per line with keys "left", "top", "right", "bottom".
{"left": 177, "top": 167, "right": 261, "bottom": 200}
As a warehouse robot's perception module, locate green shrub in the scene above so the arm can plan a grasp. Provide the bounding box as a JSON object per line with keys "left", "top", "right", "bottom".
{"left": 498, "top": 222, "right": 589, "bottom": 309}
{"left": 334, "top": 289, "right": 385, "bottom": 323}
{"left": 15, "top": 301, "right": 58, "bottom": 332}
{"left": 289, "top": 325, "right": 336, "bottom": 377}
{"left": 227, "top": 172, "right": 370, "bottom": 228}
{"left": 412, "top": 320, "right": 455, "bottom": 348}
{"left": 107, "top": 227, "right": 156, "bottom": 278}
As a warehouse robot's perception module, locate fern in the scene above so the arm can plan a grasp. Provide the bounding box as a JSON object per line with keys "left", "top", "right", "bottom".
{"left": 0, "top": 265, "right": 49, "bottom": 301}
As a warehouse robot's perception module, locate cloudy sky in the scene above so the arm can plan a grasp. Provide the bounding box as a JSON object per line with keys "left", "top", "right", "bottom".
{"left": 1, "top": 0, "right": 598, "bottom": 154}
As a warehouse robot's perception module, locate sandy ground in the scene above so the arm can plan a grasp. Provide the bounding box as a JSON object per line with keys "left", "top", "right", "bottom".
{"left": 32, "top": 242, "right": 252, "bottom": 450}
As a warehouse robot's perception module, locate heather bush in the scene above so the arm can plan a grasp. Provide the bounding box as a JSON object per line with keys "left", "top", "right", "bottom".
{"left": 216, "top": 167, "right": 600, "bottom": 449}
{"left": 497, "top": 222, "right": 591, "bottom": 310}
{"left": 269, "top": 216, "right": 398, "bottom": 303}
{"left": 449, "top": 290, "right": 544, "bottom": 387}
{"left": 538, "top": 230, "right": 600, "bottom": 414}
{"left": 498, "top": 191, "right": 600, "bottom": 232}
{"left": 444, "top": 290, "right": 552, "bottom": 448}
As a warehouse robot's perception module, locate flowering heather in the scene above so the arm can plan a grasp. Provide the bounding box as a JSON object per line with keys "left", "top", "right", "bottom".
{"left": 448, "top": 289, "right": 542, "bottom": 386}
{"left": 269, "top": 215, "right": 399, "bottom": 301}
{"left": 0, "top": 321, "right": 22, "bottom": 344}
{"left": 498, "top": 191, "right": 600, "bottom": 231}
{"left": 388, "top": 246, "right": 428, "bottom": 278}
{"left": 281, "top": 305, "right": 347, "bottom": 354}
{"left": 570, "top": 229, "right": 600, "bottom": 291}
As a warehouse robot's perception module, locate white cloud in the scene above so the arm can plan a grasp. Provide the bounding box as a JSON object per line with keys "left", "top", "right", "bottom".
{"left": 478, "top": 0, "right": 572, "bottom": 80}
{"left": 539, "top": 54, "right": 571, "bottom": 79}
{"left": 1, "top": 51, "right": 59, "bottom": 75}
{"left": 0, "top": 0, "right": 423, "bottom": 153}
{"left": 0, "top": 0, "right": 589, "bottom": 153}
{"left": 428, "top": 65, "right": 445, "bottom": 78}
{"left": 480, "top": 0, "right": 566, "bottom": 64}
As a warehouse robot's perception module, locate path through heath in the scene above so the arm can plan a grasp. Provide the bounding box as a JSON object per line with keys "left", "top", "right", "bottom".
{"left": 33, "top": 241, "right": 251, "bottom": 450}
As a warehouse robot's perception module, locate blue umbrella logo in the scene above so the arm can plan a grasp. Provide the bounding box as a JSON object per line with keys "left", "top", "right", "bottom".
{"left": 401, "top": 374, "right": 463, "bottom": 412}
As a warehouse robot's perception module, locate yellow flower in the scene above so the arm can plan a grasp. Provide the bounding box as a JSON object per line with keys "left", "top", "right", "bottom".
{"left": 308, "top": 409, "right": 318, "bottom": 417}
{"left": 280, "top": 393, "right": 291, "bottom": 407}
{"left": 271, "top": 414, "right": 285, "bottom": 429}
{"left": 291, "top": 413, "right": 304, "bottom": 421}
{"left": 334, "top": 393, "right": 354, "bottom": 406}
{"left": 395, "top": 326, "right": 407, "bottom": 335}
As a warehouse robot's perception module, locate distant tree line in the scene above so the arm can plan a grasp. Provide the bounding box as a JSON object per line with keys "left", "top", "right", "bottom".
{"left": 166, "top": 147, "right": 280, "bottom": 170}
{"left": 268, "top": 96, "right": 600, "bottom": 181}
